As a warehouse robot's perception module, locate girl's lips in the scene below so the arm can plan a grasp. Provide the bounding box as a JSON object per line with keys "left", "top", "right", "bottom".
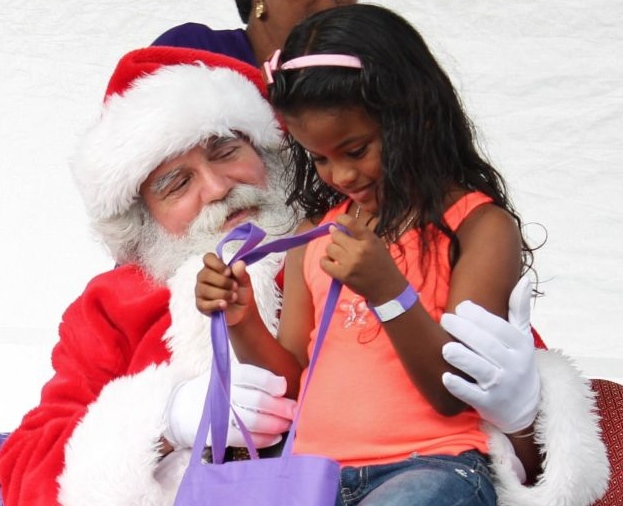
{"left": 347, "top": 184, "right": 375, "bottom": 204}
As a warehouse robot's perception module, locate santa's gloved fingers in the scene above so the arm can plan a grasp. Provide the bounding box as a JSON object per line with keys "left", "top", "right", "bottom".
{"left": 443, "top": 298, "right": 541, "bottom": 434}
{"left": 441, "top": 371, "right": 489, "bottom": 407}
{"left": 508, "top": 275, "right": 532, "bottom": 335}
{"left": 442, "top": 342, "right": 501, "bottom": 388}
{"left": 454, "top": 301, "right": 530, "bottom": 351}
{"left": 230, "top": 363, "right": 287, "bottom": 396}
{"left": 231, "top": 385, "right": 296, "bottom": 420}
{"left": 164, "top": 375, "right": 209, "bottom": 449}
{"left": 231, "top": 408, "right": 293, "bottom": 435}
{"left": 226, "top": 428, "right": 283, "bottom": 449}
{"left": 441, "top": 311, "right": 503, "bottom": 360}
{"left": 454, "top": 301, "right": 517, "bottom": 341}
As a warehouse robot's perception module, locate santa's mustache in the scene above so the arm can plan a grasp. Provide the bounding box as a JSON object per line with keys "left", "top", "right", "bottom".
{"left": 137, "top": 183, "right": 292, "bottom": 282}
{"left": 187, "top": 184, "right": 273, "bottom": 236}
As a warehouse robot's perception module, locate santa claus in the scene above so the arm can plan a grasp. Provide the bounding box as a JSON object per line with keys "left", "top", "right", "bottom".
{"left": 0, "top": 46, "right": 609, "bottom": 506}
{"left": 0, "top": 46, "right": 300, "bottom": 506}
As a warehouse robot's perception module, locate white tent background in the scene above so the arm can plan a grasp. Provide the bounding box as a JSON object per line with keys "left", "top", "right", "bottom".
{"left": 0, "top": 0, "right": 621, "bottom": 432}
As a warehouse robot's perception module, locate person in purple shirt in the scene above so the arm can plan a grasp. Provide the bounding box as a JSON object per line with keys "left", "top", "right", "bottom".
{"left": 152, "top": 0, "right": 355, "bottom": 67}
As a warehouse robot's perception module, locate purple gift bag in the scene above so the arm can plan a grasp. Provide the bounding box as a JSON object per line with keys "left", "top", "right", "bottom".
{"left": 173, "top": 223, "right": 342, "bottom": 506}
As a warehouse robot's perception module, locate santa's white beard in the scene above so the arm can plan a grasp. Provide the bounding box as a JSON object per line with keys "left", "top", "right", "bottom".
{"left": 137, "top": 182, "right": 296, "bottom": 283}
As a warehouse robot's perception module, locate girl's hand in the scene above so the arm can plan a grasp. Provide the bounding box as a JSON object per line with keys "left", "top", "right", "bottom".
{"left": 195, "top": 253, "right": 255, "bottom": 327}
{"left": 320, "top": 214, "right": 406, "bottom": 303}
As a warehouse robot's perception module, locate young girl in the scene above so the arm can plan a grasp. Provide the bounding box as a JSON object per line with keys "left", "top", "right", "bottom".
{"left": 196, "top": 4, "right": 539, "bottom": 505}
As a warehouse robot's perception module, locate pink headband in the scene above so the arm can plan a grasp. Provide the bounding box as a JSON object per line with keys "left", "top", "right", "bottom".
{"left": 262, "top": 49, "right": 362, "bottom": 85}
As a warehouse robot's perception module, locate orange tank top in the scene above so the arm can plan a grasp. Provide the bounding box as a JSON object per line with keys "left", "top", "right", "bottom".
{"left": 295, "top": 192, "right": 493, "bottom": 467}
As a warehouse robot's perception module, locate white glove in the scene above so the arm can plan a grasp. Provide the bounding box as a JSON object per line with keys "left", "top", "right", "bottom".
{"left": 440, "top": 276, "right": 541, "bottom": 434}
{"left": 164, "top": 363, "right": 296, "bottom": 450}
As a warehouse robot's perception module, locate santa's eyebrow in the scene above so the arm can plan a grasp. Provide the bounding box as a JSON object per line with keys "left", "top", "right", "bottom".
{"left": 212, "top": 135, "right": 236, "bottom": 145}
{"left": 202, "top": 135, "right": 239, "bottom": 151}
{"left": 150, "top": 167, "right": 183, "bottom": 194}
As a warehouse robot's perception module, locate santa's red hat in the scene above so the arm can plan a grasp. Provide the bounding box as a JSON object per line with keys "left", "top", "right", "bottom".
{"left": 71, "top": 46, "right": 281, "bottom": 222}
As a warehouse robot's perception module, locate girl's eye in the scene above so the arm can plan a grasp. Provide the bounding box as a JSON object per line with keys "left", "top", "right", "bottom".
{"left": 310, "top": 155, "right": 328, "bottom": 165}
{"left": 347, "top": 144, "right": 368, "bottom": 158}
{"left": 305, "top": 150, "right": 327, "bottom": 165}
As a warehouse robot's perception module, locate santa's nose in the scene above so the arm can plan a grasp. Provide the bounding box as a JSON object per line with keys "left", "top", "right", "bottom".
{"left": 198, "top": 168, "right": 235, "bottom": 205}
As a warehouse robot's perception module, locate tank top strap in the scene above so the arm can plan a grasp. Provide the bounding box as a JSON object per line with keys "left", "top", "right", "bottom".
{"left": 320, "top": 194, "right": 492, "bottom": 231}
{"left": 443, "top": 192, "right": 493, "bottom": 232}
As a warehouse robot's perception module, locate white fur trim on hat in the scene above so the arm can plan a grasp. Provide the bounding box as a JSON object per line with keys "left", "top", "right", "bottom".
{"left": 71, "top": 63, "right": 281, "bottom": 221}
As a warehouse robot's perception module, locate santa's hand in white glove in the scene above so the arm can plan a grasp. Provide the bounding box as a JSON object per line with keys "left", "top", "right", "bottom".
{"left": 440, "top": 276, "right": 541, "bottom": 434}
{"left": 164, "top": 363, "right": 296, "bottom": 450}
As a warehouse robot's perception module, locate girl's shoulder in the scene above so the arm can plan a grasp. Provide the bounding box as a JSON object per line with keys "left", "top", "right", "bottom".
{"left": 454, "top": 197, "right": 520, "bottom": 251}
{"left": 442, "top": 189, "right": 520, "bottom": 252}
{"left": 443, "top": 190, "right": 495, "bottom": 231}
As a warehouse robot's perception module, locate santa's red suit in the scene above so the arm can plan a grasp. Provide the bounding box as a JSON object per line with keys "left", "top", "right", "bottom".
{"left": 0, "top": 251, "right": 285, "bottom": 506}
{"left": 0, "top": 265, "right": 172, "bottom": 505}
{"left": 0, "top": 46, "right": 290, "bottom": 506}
{"left": 0, "top": 46, "right": 609, "bottom": 506}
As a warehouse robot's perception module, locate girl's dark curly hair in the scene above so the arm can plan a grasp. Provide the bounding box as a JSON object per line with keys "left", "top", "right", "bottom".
{"left": 268, "top": 3, "right": 535, "bottom": 272}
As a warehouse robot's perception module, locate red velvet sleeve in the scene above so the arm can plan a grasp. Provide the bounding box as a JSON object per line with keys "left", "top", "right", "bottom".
{"left": 0, "top": 265, "right": 171, "bottom": 506}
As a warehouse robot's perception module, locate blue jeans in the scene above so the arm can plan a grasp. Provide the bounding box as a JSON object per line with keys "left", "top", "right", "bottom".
{"left": 336, "top": 450, "right": 496, "bottom": 506}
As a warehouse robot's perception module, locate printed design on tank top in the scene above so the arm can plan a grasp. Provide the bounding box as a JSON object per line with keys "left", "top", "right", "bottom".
{"left": 337, "top": 294, "right": 381, "bottom": 343}
{"left": 339, "top": 295, "right": 369, "bottom": 329}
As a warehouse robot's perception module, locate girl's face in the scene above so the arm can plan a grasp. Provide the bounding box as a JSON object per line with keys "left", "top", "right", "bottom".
{"left": 284, "top": 106, "right": 383, "bottom": 215}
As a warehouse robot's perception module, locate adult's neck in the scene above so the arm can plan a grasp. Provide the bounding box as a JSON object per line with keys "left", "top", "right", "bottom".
{"left": 245, "top": 17, "right": 294, "bottom": 66}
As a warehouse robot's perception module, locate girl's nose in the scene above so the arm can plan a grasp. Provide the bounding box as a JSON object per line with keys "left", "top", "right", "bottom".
{"left": 331, "top": 162, "right": 358, "bottom": 188}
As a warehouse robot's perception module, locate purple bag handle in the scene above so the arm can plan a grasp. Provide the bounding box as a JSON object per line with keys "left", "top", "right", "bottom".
{"left": 189, "top": 222, "right": 342, "bottom": 466}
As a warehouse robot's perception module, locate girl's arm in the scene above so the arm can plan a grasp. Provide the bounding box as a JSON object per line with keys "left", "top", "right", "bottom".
{"left": 447, "top": 206, "right": 541, "bottom": 481}
{"left": 275, "top": 220, "right": 318, "bottom": 372}
{"left": 403, "top": 204, "right": 522, "bottom": 414}
{"left": 327, "top": 204, "right": 521, "bottom": 416}
{"left": 446, "top": 203, "right": 522, "bottom": 317}
{"left": 195, "top": 221, "right": 316, "bottom": 399}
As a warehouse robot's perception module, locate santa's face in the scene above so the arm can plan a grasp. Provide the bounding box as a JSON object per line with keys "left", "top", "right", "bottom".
{"left": 140, "top": 136, "right": 268, "bottom": 236}
{"left": 136, "top": 145, "right": 296, "bottom": 282}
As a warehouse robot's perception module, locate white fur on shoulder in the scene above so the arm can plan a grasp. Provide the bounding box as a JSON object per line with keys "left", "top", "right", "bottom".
{"left": 487, "top": 349, "right": 610, "bottom": 506}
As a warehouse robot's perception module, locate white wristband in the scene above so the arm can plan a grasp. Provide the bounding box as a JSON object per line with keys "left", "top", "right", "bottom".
{"left": 367, "top": 284, "right": 419, "bottom": 322}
